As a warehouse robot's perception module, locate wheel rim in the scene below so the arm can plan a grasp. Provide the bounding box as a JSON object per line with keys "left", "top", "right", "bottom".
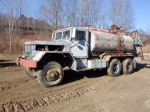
{"left": 45, "top": 68, "right": 61, "bottom": 82}
{"left": 113, "top": 63, "right": 120, "bottom": 73}
{"left": 127, "top": 62, "right": 131, "bottom": 70}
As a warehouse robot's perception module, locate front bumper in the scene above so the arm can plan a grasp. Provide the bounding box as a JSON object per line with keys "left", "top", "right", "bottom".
{"left": 16, "top": 58, "right": 37, "bottom": 68}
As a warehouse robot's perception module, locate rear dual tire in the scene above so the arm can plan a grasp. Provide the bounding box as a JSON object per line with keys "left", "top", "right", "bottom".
{"left": 107, "top": 58, "right": 134, "bottom": 77}
{"left": 107, "top": 59, "right": 122, "bottom": 77}
{"left": 122, "top": 58, "right": 134, "bottom": 75}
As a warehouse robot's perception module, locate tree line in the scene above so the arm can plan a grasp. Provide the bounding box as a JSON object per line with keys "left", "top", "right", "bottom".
{"left": 42, "top": 0, "right": 135, "bottom": 31}
{"left": 0, "top": 0, "right": 136, "bottom": 32}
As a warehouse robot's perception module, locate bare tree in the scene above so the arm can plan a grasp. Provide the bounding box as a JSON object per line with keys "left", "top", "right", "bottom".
{"left": 1, "top": 0, "right": 29, "bottom": 54}
{"left": 89, "top": 0, "right": 107, "bottom": 28}
{"left": 77, "top": 0, "right": 92, "bottom": 26}
{"left": 64, "top": 0, "right": 106, "bottom": 28}
{"left": 146, "top": 25, "right": 150, "bottom": 35}
{"left": 109, "top": 0, "right": 135, "bottom": 31}
{"left": 2, "top": 0, "right": 15, "bottom": 54}
{"left": 16, "top": 0, "right": 28, "bottom": 27}
{"left": 42, "top": 0, "right": 63, "bottom": 31}
{"left": 98, "top": 11, "right": 109, "bottom": 29}
{"left": 64, "top": 0, "right": 77, "bottom": 27}
{"left": 41, "top": 0, "right": 109, "bottom": 29}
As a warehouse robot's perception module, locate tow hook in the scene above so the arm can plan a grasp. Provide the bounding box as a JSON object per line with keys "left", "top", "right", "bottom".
{"left": 16, "top": 58, "right": 20, "bottom": 66}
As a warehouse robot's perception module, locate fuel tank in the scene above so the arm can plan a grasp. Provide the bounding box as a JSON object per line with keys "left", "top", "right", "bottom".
{"left": 89, "top": 28, "right": 134, "bottom": 54}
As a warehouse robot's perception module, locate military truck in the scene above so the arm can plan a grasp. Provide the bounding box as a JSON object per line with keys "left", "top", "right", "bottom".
{"left": 16, "top": 27, "right": 144, "bottom": 87}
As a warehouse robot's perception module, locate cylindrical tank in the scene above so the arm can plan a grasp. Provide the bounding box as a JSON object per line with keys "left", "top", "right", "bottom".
{"left": 89, "top": 28, "right": 134, "bottom": 54}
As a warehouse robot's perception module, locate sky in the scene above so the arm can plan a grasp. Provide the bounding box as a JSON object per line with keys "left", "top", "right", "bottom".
{"left": 131, "top": 0, "right": 150, "bottom": 31}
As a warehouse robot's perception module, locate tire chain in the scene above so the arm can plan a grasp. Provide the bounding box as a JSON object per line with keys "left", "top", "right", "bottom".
{"left": 0, "top": 81, "right": 103, "bottom": 112}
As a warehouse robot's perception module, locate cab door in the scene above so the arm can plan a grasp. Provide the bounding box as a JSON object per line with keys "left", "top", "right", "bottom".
{"left": 71, "top": 29, "right": 89, "bottom": 58}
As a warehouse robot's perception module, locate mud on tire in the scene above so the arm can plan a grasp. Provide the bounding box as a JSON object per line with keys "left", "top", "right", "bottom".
{"left": 107, "top": 59, "right": 122, "bottom": 77}
{"left": 37, "top": 61, "right": 64, "bottom": 87}
{"left": 25, "top": 67, "right": 37, "bottom": 79}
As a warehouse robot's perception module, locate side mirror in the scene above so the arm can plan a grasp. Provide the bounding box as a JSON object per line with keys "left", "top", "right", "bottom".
{"left": 71, "top": 37, "right": 75, "bottom": 41}
{"left": 71, "top": 37, "right": 75, "bottom": 43}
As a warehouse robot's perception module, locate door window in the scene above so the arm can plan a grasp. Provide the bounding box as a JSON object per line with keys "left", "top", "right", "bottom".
{"left": 75, "top": 30, "right": 86, "bottom": 41}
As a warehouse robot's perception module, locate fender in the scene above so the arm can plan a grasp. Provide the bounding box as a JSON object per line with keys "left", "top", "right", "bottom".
{"left": 18, "top": 51, "right": 77, "bottom": 70}
{"left": 32, "top": 51, "right": 77, "bottom": 70}
{"left": 32, "top": 51, "right": 46, "bottom": 61}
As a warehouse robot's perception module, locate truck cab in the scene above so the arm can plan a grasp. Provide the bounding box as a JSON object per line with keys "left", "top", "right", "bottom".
{"left": 54, "top": 27, "right": 89, "bottom": 58}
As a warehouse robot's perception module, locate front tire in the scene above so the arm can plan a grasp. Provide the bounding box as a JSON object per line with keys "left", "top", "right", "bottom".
{"left": 107, "top": 59, "right": 122, "bottom": 77}
{"left": 122, "top": 58, "right": 134, "bottom": 75}
{"left": 37, "top": 61, "right": 64, "bottom": 87}
{"left": 25, "top": 67, "right": 37, "bottom": 79}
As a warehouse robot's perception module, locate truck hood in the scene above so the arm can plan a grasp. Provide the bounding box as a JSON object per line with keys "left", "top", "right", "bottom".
{"left": 25, "top": 40, "right": 70, "bottom": 45}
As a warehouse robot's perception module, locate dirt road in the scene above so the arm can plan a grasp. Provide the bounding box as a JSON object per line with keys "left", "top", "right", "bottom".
{"left": 0, "top": 55, "right": 150, "bottom": 112}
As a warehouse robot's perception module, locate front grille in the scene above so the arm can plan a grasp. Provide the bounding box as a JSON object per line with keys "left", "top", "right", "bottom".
{"left": 24, "top": 44, "right": 31, "bottom": 57}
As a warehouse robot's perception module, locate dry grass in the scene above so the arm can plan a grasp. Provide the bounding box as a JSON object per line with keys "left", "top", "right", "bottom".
{"left": 0, "top": 32, "right": 52, "bottom": 55}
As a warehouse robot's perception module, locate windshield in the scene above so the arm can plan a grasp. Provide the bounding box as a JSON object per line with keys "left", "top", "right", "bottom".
{"left": 55, "top": 30, "right": 70, "bottom": 40}
{"left": 56, "top": 32, "right": 62, "bottom": 40}
{"left": 63, "top": 30, "right": 70, "bottom": 39}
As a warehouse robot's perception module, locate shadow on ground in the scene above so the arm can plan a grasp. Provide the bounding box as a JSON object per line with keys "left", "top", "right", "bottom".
{"left": 135, "top": 63, "right": 150, "bottom": 72}
{"left": 62, "top": 63, "right": 149, "bottom": 85}
{"left": 0, "top": 60, "right": 11, "bottom": 62}
{"left": 0, "top": 60, "right": 17, "bottom": 68}
{"left": 62, "top": 69, "right": 107, "bottom": 85}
